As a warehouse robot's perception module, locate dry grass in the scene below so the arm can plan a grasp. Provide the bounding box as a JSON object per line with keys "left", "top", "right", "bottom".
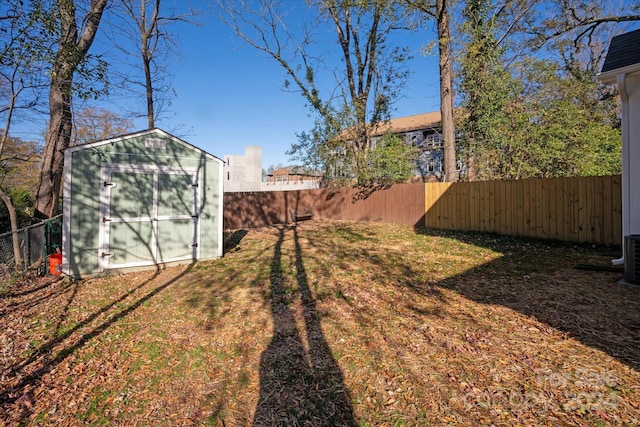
{"left": 1, "top": 220, "right": 640, "bottom": 426}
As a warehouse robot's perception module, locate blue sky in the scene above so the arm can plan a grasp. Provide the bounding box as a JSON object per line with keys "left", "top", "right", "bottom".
{"left": 7, "top": 1, "right": 442, "bottom": 170}
{"left": 6, "top": 1, "right": 639, "bottom": 170}
{"left": 128, "top": 3, "right": 443, "bottom": 169}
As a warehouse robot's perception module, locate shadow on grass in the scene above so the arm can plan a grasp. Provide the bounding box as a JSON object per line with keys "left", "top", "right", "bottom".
{"left": 0, "top": 264, "right": 193, "bottom": 423}
{"left": 0, "top": 276, "right": 69, "bottom": 315}
{"left": 414, "top": 226, "right": 640, "bottom": 372}
{"left": 253, "top": 224, "right": 356, "bottom": 426}
{"left": 224, "top": 229, "right": 249, "bottom": 254}
{"left": 0, "top": 275, "right": 65, "bottom": 300}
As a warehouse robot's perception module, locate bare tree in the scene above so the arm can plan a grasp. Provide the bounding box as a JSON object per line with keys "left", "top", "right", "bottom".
{"left": 71, "top": 106, "right": 134, "bottom": 146}
{"left": 215, "top": 0, "right": 415, "bottom": 183}
{"left": 134, "top": 0, "right": 161, "bottom": 129}
{"left": 34, "top": 0, "right": 109, "bottom": 219}
{"left": 530, "top": 0, "right": 640, "bottom": 47}
{"left": 0, "top": 0, "right": 53, "bottom": 267}
{"left": 109, "top": 0, "right": 198, "bottom": 129}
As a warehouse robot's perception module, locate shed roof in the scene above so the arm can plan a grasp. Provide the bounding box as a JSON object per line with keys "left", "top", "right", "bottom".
{"left": 66, "top": 127, "right": 222, "bottom": 162}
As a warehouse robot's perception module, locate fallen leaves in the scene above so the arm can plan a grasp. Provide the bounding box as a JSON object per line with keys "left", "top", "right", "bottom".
{"left": 0, "top": 220, "right": 639, "bottom": 426}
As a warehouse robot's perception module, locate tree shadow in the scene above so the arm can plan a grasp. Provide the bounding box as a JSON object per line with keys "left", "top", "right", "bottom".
{"left": 253, "top": 224, "right": 356, "bottom": 426}
{"left": 413, "top": 226, "right": 640, "bottom": 372}
{"left": 351, "top": 182, "right": 392, "bottom": 201}
{"left": 0, "top": 277, "right": 69, "bottom": 315}
{"left": 0, "top": 264, "right": 193, "bottom": 422}
{"left": 0, "top": 274, "right": 64, "bottom": 300}
{"left": 224, "top": 229, "right": 248, "bottom": 254}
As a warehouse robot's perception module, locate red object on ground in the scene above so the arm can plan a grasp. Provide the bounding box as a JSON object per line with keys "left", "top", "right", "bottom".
{"left": 49, "top": 253, "right": 62, "bottom": 275}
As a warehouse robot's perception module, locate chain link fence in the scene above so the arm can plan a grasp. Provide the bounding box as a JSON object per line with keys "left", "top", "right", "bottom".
{"left": 0, "top": 214, "right": 62, "bottom": 276}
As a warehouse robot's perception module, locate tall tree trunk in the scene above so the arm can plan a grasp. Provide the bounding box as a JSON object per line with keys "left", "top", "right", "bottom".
{"left": 36, "top": 65, "right": 73, "bottom": 218}
{"left": 436, "top": 0, "right": 457, "bottom": 182}
{"left": 34, "top": 0, "right": 108, "bottom": 218}
{"left": 140, "top": 0, "right": 160, "bottom": 129}
{"left": 144, "top": 54, "right": 155, "bottom": 128}
{"left": 0, "top": 81, "right": 24, "bottom": 267}
{"left": 0, "top": 188, "right": 23, "bottom": 269}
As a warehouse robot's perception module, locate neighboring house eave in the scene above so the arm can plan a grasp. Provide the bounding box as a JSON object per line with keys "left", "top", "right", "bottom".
{"left": 598, "top": 64, "right": 640, "bottom": 85}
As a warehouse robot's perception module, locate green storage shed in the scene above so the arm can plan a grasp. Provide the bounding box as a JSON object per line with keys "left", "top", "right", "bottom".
{"left": 61, "top": 128, "right": 224, "bottom": 278}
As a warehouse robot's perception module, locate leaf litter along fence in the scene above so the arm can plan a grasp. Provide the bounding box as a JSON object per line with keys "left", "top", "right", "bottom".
{"left": 0, "top": 214, "right": 62, "bottom": 275}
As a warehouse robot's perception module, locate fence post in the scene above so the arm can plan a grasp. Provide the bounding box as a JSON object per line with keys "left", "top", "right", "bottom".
{"left": 26, "top": 227, "right": 31, "bottom": 270}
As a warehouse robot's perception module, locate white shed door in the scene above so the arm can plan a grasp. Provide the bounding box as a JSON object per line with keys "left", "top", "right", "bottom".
{"left": 99, "top": 165, "right": 199, "bottom": 271}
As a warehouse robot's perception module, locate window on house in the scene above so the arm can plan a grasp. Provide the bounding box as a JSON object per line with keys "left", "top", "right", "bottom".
{"left": 428, "top": 157, "right": 443, "bottom": 173}
{"left": 424, "top": 134, "right": 443, "bottom": 149}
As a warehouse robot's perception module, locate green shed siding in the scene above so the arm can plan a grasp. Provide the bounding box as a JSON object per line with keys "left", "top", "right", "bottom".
{"left": 67, "top": 148, "right": 103, "bottom": 275}
{"left": 63, "top": 129, "right": 223, "bottom": 278}
{"left": 196, "top": 155, "right": 222, "bottom": 259}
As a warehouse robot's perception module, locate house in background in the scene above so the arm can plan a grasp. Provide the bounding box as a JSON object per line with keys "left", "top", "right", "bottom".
{"left": 368, "top": 111, "right": 465, "bottom": 181}
{"left": 224, "top": 111, "right": 461, "bottom": 192}
{"left": 265, "top": 166, "right": 323, "bottom": 188}
{"left": 598, "top": 28, "right": 640, "bottom": 282}
{"left": 62, "top": 128, "right": 224, "bottom": 278}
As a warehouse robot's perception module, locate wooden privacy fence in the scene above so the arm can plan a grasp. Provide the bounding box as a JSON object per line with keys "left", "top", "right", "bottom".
{"left": 224, "top": 183, "right": 426, "bottom": 230}
{"left": 224, "top": 175, "right": 622, "bottom": 245}
{"left": 425, "top": 175, "right": 622, "bottom": 245}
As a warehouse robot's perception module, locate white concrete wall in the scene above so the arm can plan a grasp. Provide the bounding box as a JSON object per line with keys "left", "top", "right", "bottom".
{"left": 222, "top": 145, "right": 323, "bottom": 193}
{"left": 223, "top": 146, "right": 262, "bottom": 192}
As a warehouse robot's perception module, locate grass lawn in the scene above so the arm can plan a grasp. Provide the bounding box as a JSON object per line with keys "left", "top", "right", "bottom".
{"left": 1, "top": 220, "right": 639, "bottom": 426}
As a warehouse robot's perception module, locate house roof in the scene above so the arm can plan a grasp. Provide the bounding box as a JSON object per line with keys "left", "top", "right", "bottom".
{"left": 599, "top": 28, "right": 640, "bottom": 84}
{"left": 371, "top": 111, "right": 442, "bottom": 137}
{"left": 602, "top": 28, "right": 640, "bottom": 73}
{"left": 269, "top": 166, "right": 323, "bottom": 177}
{"left": 65, "top": 128, "right": 223, "bottom": 162}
